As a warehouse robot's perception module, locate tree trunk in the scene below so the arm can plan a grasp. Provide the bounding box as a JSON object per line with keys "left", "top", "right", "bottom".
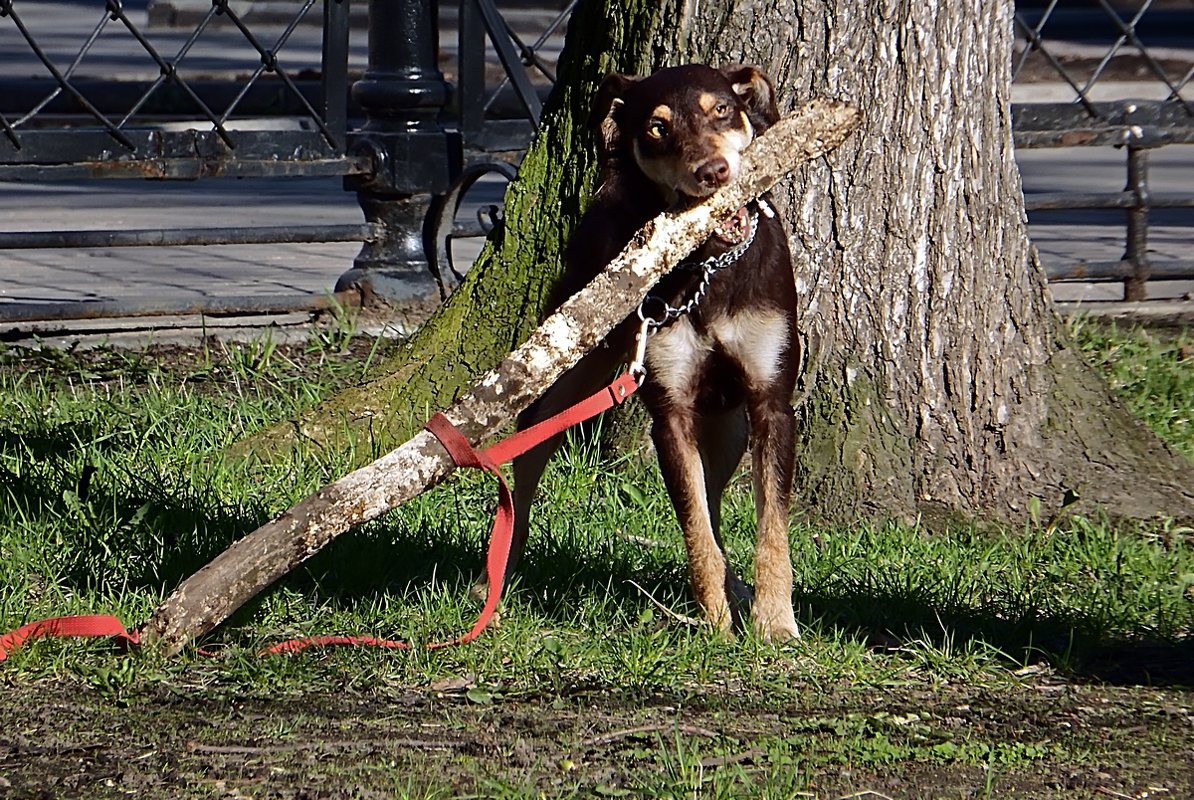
{"left": 240, "top": 0, "right": 1194, "bottom": 524}
{"left": 689, "top": 0, "right": 1194, "bottom": 524}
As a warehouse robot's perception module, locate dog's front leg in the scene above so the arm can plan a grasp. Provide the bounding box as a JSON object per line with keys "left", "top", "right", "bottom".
{"left": 747, "top": 391, "right": 800, "bottom": 642}
{"left": 651, "top": 410, "right": 737, "bottom": 633}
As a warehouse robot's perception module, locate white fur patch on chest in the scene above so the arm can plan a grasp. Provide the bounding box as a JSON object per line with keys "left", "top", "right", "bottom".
{"left": 645, "top": 317, "right": 708, "bottom": 396}
{"left": 645, "top": 309, "right": 790, "bottom": 398}
{"left": 710, "top": 309, "right": 789, "bottom": 387}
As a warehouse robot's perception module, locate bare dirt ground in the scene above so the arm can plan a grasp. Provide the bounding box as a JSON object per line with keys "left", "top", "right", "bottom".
{"left": 2, "top": 672, "right": 1192, "bottom": 798}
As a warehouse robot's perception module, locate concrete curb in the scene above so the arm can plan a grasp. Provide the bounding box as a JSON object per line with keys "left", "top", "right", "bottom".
{"left": 3, "top": 299, "right": 1189, "bottom": 352}
{"left": 1056, "top": 300, "right": 1194, "bottom": 327}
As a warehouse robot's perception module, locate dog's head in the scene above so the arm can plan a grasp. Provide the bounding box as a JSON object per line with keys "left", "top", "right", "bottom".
{"left": 592, "top": 64, "right": 780, "bottom": 201}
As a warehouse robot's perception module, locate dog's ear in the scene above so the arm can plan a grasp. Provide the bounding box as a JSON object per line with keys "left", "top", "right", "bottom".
{"left": 720, "top": 64, "right": 781, "bottom": 133}
{"left": 590, "top": 72, "right": 639, "bottom": 158}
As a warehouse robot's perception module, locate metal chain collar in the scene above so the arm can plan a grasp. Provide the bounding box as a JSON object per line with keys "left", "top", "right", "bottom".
{"left": 635, "top": 209, "right": 760, "bottom": 332}
{"left": 627, "top": 205, "right": 762, "bottom": 380}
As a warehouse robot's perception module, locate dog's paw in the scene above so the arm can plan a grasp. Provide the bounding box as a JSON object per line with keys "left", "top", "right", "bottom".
{"left": 696, "top": 597, "right": 737, "bottom": 638}
{"left": 751, "top": 605, "right": 800, "bottom": 644}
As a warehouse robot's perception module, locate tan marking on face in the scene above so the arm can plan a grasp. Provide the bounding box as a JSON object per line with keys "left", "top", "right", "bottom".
{"left": 632, "top": 110, "right": 754, "bottom": 199}
{"left": 644, "top": 105, "right": 673, "bottom": 142}
{"left": 631, "top": 140, "right": 687, "bottom": 201}
{"left": 686, "top": 128, "right": 754, "bottom": 196}
{"left": 698, "top": 92, "right": 720, "bottom": 114}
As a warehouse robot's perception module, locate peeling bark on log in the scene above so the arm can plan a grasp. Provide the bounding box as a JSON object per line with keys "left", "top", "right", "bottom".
{"left": 140, "top": 101, "right": 861, "bottom": 655}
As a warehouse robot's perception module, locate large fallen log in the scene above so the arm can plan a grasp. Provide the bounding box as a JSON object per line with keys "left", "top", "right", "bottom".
{"left": 141, "top": 99, "right": 862, "bottom": 655}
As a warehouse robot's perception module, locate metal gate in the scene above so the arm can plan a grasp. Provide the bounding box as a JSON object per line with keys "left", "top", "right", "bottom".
{"left": 0, "top": 0, "right": 372, "bottom": 321}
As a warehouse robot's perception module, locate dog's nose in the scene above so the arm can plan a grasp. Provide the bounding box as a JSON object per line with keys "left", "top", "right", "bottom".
{"left": 694, "top": 157, "right": 731, "bottom": 189}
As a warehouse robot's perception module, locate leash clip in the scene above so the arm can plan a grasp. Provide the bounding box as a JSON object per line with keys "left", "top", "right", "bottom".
{"left": 629, "top": 314, "right": 651, "bottom": 380}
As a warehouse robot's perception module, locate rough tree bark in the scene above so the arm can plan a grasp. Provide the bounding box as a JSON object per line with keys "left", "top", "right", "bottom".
{"left": 241, "top": 0, "right": 1194, "bottom": 524}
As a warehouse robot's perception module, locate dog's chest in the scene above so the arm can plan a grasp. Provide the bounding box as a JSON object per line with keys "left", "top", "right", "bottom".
{"left": 644, "top": 308, "right": 789, "bottom": 402}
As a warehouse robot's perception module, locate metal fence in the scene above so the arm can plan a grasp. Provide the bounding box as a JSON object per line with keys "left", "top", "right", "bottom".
{"left": 0, "top": 0, "right": 569, "bottom": 322}
{"left": 1, "top": 0, "right": 1191, "bottom": 324}
{"left": 1012, "top": 0, "right": 1194, "bottom": 301}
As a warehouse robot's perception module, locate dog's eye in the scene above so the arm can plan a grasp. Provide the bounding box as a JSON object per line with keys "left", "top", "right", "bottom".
{"left": 713, "top": 103, "right": 731, "bottom": 118}
{"left": 646, "top": 119, "right": 668, "bottom": 140}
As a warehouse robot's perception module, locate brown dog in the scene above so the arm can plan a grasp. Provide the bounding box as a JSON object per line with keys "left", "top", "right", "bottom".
{"left": 509, "top": 64, "right": 800, "bottom": 642}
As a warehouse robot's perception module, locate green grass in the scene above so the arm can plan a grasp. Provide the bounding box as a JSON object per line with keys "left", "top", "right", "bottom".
{"left": 0, "top": 321, "right": 1192, "bottom": 797}
{"left": 1071, "top": 318, "right": 1194, "bottom": 458}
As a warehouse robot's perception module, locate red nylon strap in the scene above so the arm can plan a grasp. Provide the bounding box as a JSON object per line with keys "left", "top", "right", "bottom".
{"left": 1, "top": 372, "right": 641, "bottom": 661}
{"left": 483, "top": 371, "right": 640, "bottom": 465}
{"left": 266, "top": 371, "right": 640, "bottom": 655}
{"left": 263, "top": 406, "right": 524, "bottom": 655}
{"left": 422, "top": 411, "right": 515, "bottom": 649}
{"left": 0, "top": 615, "right": 138, "bottom": 662}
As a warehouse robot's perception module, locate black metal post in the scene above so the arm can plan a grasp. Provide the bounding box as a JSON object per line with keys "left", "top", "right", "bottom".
{"left": 1123, "top": 141, "right": 1151, "bottom": 302}
{"left": 457, "top": 0, "right": 487, "bottom": 145}
{"left": 321, "top": 0, "right": 351, "bottom": 149}
{"left": 337, "top": 0, "right": 459, "bottom": 304}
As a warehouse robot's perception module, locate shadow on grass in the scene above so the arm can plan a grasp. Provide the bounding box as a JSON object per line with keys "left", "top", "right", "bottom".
{"left": 1, "top": 426, "right": 676, "bottom": 629}
{"left": 794, "top": 587, "right": 1194, "bottom": 688}
{"left": 0, "top": 452, "right": 269, "bottom": 596}
{"left": 299, "top": 508, "right": 1194, "bottom": 688}
{"left": 294, "top": 506, "right": 692, "bottom": 617}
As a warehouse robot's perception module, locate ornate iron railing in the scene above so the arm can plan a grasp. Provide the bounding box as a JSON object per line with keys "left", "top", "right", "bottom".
{"left": 0, "top": 0, "right": 571, "bottom": 322}
{"left": 0, "top": 0, "right": 357, "bottom": 177}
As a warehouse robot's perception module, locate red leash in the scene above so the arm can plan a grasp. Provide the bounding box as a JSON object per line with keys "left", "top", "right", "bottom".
{"left": 0, "top": 371, "right": 641, "bottom": 662}
{"left": 0, "top": 615, "right": 139, "bottom": 662}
